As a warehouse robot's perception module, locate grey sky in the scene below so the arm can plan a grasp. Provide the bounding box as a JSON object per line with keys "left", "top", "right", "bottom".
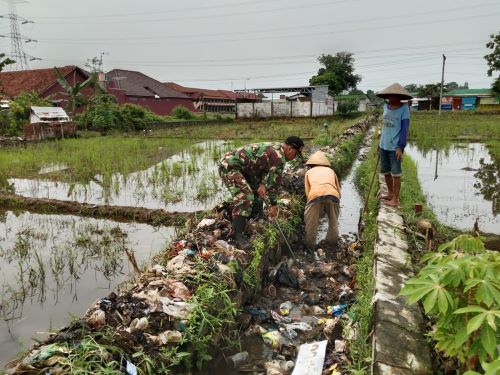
{"left": 1, "top": 0, "right": 499, "bottom": 92}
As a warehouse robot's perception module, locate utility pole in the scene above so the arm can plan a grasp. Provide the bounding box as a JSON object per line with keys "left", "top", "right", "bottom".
{"left": 438, "top": 54, "right": 446, "bottom": 116}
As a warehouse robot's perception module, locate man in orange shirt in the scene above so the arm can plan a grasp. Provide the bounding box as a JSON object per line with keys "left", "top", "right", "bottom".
{"left": 304, "top": 151, "right": 341, "bottom": 251}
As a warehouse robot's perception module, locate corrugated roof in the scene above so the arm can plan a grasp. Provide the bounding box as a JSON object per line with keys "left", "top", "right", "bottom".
{"left": 107, "top": 70, "right": 190, "bottom": 98}
{"left": 0, "top": 65, "right": 82, "bottom": 97}
{"left": 164, "top": 83, "right": 258, "bottom": 100}
{"left": 31, "top": 106, "right": 69, "bottom": 118}
{"left": 164, "top": 82, "right": 228, "bottom": 99}
{"left": 445, "top": 88, "right": 492, "bottom": 96}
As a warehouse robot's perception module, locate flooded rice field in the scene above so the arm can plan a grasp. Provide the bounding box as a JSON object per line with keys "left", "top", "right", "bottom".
{"left": 8, "top": 141, "right": 233, "bottom": 212}
{"left": 0, "top": 211, "right": 175, "bottom": 369}
{"left": 406, "top": 142, "right": 500, "bottom": 234}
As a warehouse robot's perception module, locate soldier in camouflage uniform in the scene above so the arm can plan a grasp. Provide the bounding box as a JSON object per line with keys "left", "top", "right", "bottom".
{"left": 219, "top": 136, "right": 304, "bottom": 248}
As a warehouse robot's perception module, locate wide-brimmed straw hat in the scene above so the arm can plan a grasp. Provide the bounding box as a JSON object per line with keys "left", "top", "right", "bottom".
{"left": 376, "top": 83, "right": 413, "bottom": 99}
{"left": 306, "top": 151, "right": 331, "bottom": 167}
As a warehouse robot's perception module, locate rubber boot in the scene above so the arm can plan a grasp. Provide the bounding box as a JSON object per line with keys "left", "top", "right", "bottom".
{"left": 250, "top": 200, "right": 264, "bottom": 220}
{"left": 232, "top": 216, "right": 250, "bottom": 249}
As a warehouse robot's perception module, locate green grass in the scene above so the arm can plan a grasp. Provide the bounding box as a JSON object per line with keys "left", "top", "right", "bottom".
{"left": 150, "top": 116, "right": 362, "bottom": 141}
{"left": 0, "top": 118, "right": 361, "bottom": 190}
{"left": 0, "top": 136, "right": 192, "bottom": 186}
{"left": 409, "top": 111, "right": 500, "bottom": 152}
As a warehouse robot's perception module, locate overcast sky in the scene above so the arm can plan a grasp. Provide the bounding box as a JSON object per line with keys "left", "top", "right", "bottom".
{"left": 1, "top": 0, "right": 499, "bottom": 92}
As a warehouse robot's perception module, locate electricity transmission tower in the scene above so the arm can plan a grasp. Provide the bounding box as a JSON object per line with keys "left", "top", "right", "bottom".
{"left": 0, "top": 0, "right": 40, "bottom": 70}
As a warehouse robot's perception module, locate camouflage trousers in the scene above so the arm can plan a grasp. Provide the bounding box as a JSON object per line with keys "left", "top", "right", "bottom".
{"left": 218, "top": 166, "right": 262, "bottom": 218}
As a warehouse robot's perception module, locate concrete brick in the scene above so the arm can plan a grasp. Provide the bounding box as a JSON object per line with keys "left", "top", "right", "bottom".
{"left": 373, "top": 362, "right": 418, "bottom": 375}
{"left": 374, "top": 243, "right": 412, "bottom": 270}
{"left": 375, "top": 299, "right": 424, "bottom": 333}
{"left": 373, "top": 320, "right": 432, "bottom": 375}
{"left": 374, "top": 258, "right": 413, "bottom": 301}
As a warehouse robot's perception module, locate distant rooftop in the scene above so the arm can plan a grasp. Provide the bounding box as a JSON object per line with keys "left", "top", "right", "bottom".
{"left": 445, "top": 88, "right": 492, "bottom": 96}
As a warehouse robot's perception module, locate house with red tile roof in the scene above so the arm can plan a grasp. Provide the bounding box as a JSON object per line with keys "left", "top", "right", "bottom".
{"left": 0, "top": 65, "right": 94, "bottom": 107}
{"left": 164, "top": 82, "right": 259, "bottom": 113}
{"left": 107, "top": 70, "right": 195, "bottom": 116}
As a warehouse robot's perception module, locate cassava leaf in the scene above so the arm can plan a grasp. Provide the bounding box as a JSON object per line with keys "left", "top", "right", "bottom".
{"left": 423, "top": 289, "right": 439, "bottom": 313}
{"left": 467, "top": 313, "right": 486, "bottom": 334}
{"left": 480, "top": 323, "right": 497, "bottom": 358}
{"left": 455, "top": 306, "right": 487, "bottom": 314}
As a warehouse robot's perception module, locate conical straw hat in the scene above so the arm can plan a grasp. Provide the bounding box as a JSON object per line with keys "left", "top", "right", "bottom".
{"left": 376, "top": 83, "right": 413, "bottom": 99}
{"left": 306, "top": 151, "right": 331, "bottom": 167}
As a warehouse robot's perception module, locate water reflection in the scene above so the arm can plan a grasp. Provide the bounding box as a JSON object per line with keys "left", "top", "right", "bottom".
{"left": 406, "top": 143, "right": 500, "bottom": 234}
{"left": 474, "top": 156, "right": 499, "bottom": 216}
{"left": 0, "top": 211, "right": 175, "bottom": 368}
{"left": 8, "top": 141, "right": 233, "bottom": 212}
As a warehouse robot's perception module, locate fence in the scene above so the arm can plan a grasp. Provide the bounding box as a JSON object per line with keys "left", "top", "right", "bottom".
{"left": 237, "top": 100, "right": 333, "bottom": 119}
{"left": 23, "top": 122, "right": 77, "bottom": 141}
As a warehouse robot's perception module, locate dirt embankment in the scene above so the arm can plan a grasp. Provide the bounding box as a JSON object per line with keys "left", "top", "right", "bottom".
{"left": 0, "top": 192, "right": 196, "bottom": 226}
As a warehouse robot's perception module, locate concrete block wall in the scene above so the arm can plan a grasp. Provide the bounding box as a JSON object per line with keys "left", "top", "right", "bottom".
{"left": 371, "top": 175, "right": 432, "bottom": 375}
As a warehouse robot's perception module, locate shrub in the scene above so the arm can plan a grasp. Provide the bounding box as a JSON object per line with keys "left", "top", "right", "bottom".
{"left": 400, "top": 235, "right": 500, "bottom": 373}
{"left": 337, "top": 99, "right": 359, "bottom": 115}
{"left": 118, "top": 103, "right": 149, "bottom": 130}
{"left": 1, "top": 91, "right": 50, "bottom": 136}
{"left": 172, "top": 105, "right": 195, "bottom": 120}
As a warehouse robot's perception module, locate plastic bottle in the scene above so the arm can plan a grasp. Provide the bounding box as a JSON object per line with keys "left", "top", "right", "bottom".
{"left": 226, "top": 351, "right": 249, "bottom": 369}
{"left": 326, "top": 304, "right": 348, "bottom": 317}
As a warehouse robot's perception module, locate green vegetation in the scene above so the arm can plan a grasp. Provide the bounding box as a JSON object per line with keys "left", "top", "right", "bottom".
{"left": 171, "top": 105, "right": 196, "bottom": 120}
{"left": 350, "top": 140, "right": 378, "bottom": 372}
{"left": 0, "top": 91, "right": 50, "bottom": 136}
{"left": 0, "top": 137, "right": 191, "bottom": 186}
{"left": 400, "top": 235, "right": 499, "bottom": 374}
{"left": 409, "top": 111, "right": 500, "bottom": 152}
{"left": 309, "top": 52, "right": 361, "bottom": 95}
{"left": 154, "top": 116, "right": 361, "bottom": 141}
{"left": 484, "top": 31, "right": 500, "bottom": 96}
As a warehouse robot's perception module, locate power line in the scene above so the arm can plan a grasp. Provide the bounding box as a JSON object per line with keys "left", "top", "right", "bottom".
{"left": 0, "top": 0, "right": 40, "bottom": 70}
{"left": 33, "top": 2, "right": 498, "bottom": 41}
{"left": 31, "top": 0, "right": 287, "bottom": 19}
{"left": 31, "top": 11, "right": 500, "bottom": 47}
{"left": 31, "top": 0, "right": 355, "bottom": 25}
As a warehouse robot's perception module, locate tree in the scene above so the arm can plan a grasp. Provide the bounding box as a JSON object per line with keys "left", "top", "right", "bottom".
{"left": 404, "top": 84, "right": 419, "bottom": 93}
{"left": 349, "top": 88, "right": 364, "bottom": 95}
{"left": 84, "top": 56, "right": 103, "bottom": 73}
{"left": 417, "top": 83, "right": 441, "bottom": 98}
{"left": 3, "top": 91, "right": 49, "bottom": 135}
{"left": 0, "top": 53, "right": 15, "bottom": 96}
{"left": 445, "top": 81, "right": 459, "bottom": 91}
{"left": 484, "top": 31, "right": 500, "bottom": 96}
{"left": 309, "top": 52, "right": 361, "bottom": 95}
{"left": 55, "top": 67, "right": 101, "bottom": 116}
{"left": 484, "top": 31, "right": 500, "bottom": 77}
{"left": 0, "top": 53, "right": 14, "bottom": 73}
{"left": 366, "top": 89, "right": 384, "bottom": 106}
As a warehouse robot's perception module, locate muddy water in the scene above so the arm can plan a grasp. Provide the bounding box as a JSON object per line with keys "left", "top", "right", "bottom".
{"left": 8, "top": 141, "right": 233, "bottom": 212}
{"left": 0, "top": 211, "right": 175, "bottom": 369}
{"left": 316, "top": 148, "right": 367, "bottom": 241}
{"left": 406, "top": 143, "right": 500, "bottom": 234}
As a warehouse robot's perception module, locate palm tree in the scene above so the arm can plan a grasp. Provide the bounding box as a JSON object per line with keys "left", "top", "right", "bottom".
{"left": 54, "top": 67, "right": 102, "bottom": 116}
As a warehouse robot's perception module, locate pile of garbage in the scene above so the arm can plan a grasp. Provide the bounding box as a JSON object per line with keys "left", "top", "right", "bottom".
{"left": 4, "top": 116, "right": 375, "bottom": 375}
{"left": 213, "top": 238, "right": 362, "bottom": 375}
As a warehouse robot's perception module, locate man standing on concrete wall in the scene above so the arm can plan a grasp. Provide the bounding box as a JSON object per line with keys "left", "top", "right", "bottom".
{"left": 376, "top": 83, "right": 412, "bottom": 207}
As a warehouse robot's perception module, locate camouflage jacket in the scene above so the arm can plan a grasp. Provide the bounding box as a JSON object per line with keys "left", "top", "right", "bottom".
{"left": 219, "top": 142, "right": 286, "bottom": 204}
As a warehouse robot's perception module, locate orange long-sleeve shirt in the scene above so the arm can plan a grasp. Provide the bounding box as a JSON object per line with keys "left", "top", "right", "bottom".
{"left": 304, "top": 166, "right": 341, "bottom": 203}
